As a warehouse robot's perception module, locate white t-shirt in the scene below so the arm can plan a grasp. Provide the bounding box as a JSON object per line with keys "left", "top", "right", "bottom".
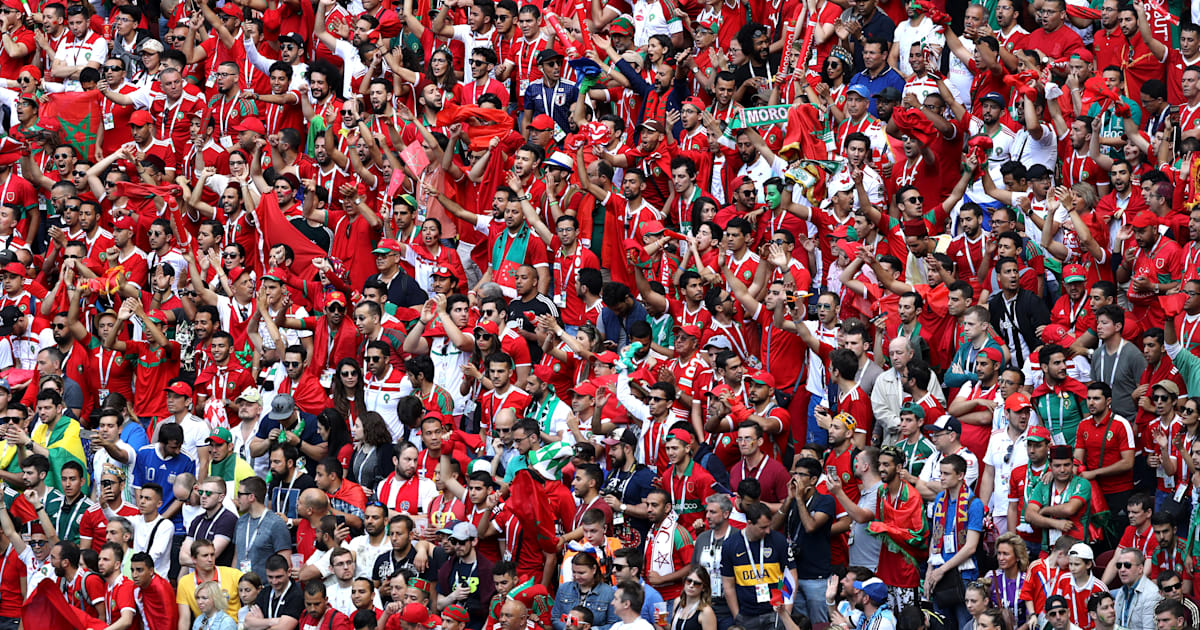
{"left": 612, "top": 618, "right": 657, "bottom": 630}
{"left": 133, "top": 515, "right": 173, "bottom": 577}
{"left": 893, "top": 17, "right": 943, "bottom": 77}
{"left": 1011, "top": 123, "right": 1057, "bottom": 171}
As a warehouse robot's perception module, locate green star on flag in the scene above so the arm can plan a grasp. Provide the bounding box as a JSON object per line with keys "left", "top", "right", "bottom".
{"left": 40, "top": 91, "right": 102, "bottom": 161}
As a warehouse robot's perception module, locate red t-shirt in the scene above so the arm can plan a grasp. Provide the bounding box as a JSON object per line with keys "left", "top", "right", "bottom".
{"left": 1075, "top": 412, "right": 1136, "bottom": 495}
{"left": 124, "top": 339, "right": 182, "bottom": 418}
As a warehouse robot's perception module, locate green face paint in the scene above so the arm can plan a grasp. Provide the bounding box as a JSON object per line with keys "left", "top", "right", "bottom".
{"left": 765, "top": 186, "right": 782, "bottom": 210}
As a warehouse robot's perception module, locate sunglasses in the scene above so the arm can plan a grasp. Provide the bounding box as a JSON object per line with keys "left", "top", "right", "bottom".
{"left": 1153, "top": 394, "right": 1174, "bottom": 402}
{"left": 1047, "top": 610, "right": 1068, "bottom": 617}
{"left": 648, "top": 395, "right": 668, "bottom": 402}
{"left": 282, "top": 361, "right": 301, "bottom": 368}
{"left": 365, "top": 356, "right": 383, "bottom": 363}
{"left": 28, "top": 540, "right": 47, "bottom": 547}
{"left": 339, "top": 371, "right": 358, "bottom": 377}
{"left": 326, "top": 304, "right": 345, "bottom": 312}
{"left": 197, "top": 489, "right": 221, "bottom": 497}
{"left": 222, "top": 252, "right": 239, "bottom": 258}
{"left": 904, "top": 196, "right": 923, "bottom": 204}
{"left": 1115, "top": 562, "right": 1134, "bottom": 569}
{"left": 236, "top": 491, "right": 253, "bottom": 496}
{"left": 685, "top": 578, "right": 703, "bottom": 586}
{"left": 1163, "top": 582, "right": 1183, "bottom": 592}
{"left": 470, "top": 59, "right": 488, "bottom": 66}
{"left": 104, "top": 65, "right": 124, "bottom": 72}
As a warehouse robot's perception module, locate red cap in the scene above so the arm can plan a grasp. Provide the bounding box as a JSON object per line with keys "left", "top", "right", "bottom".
{"left": 431, "top": 266, "right": 454, "bottom": 278}
{"left": 474, "top": 320, "right": 500, "bottom": 336}
{"left": 422, "top": 410, "right": 447, "bottom": 425}
{"left": 261, "top": 267, "right": 287, "bottom": 283}
{"left": 1062, "top": 264, "right": 1087, "bottom": 283}
{"left": 372, "top": 238, "right": 403, "bottom": 255}
{"left": 166, "top": 381, "right": 192, "bottom": 398}
{"left": 530, "top": 114, "right": 555, "bottom": 131}
{"left": 145, "top": 309, "right": 168, "bottom": 324}
{"left": 1, "top": 262, "right": 24, "bottom": 277}
{"left": 642, "top": 220, "right": 666, "bottom": 235}
{"left": 129, "top": 110, "right": 154, "bottom": 127}
{"left": 979, "top": 346, "right": 1002, "bottom": 363}
{"left": 744, "top": 370, "right": 776, "bottom": 388}
{"left": 220, "top": 3, "right": 242, "bottom": 17}
{"left": 533, "top": 364, "right": 555, "bottom": 383}
{"left": 667, "top": 428, "right": 692, "bottom": 444}
{"left": 594, "top": 350, "right": 618, "bottom": 364}
{"left": 730, "top": 176, "right": 748, "bottom": 191}
{"left": 673, "top": 324, "right": 701, "bottom": 339}
{"left": 1027, "top": 425, "right": 1053, "bottom": 442}
{"left": 227, "top": 266, "right": 249, "bottom": 283}
{"left": 1005, "top": 392, "right": 1033, "bottom": 412}
{"left": 399, "top": 603, "right": 429, "bottom": 624}
{"left": 324, "top": 291, "right": 347, "bottom": 307}
{"left": 1042, "top": 323, "right": 1072, "bottom": 345}
{"left": 1, "top": 0, "right": 22, "bottom": 10}
{"left": 570, "top": 380, "right": 598, "bottom": 398}
{"left": 682, "top": 96, "right": 706, "bottom": 111}
{"left": 707, "top": 383, "right": 732, "bottom": 398}
{"left": 1130, "top": 212, "right": 1160, "bottom": 229}
{"left": 113, "top": 215, "right": 135, "bottom": 230}
{"left": 232, "top": 118, "right": 266, "bottom": 135}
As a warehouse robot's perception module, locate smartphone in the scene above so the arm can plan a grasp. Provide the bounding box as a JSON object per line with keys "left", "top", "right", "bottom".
{"left": 79, "top": 429, "right": 98, "bottom": 440}
{"left": 825, "top": 465, "right": 838, "bottom": 480}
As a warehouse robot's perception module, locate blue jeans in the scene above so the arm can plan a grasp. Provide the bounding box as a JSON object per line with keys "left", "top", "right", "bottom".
{"left": 794, "top": 578, "right": 830, "bottom": 623}
{"left": 807, "top": 395, "right": 828, "bottom": 445}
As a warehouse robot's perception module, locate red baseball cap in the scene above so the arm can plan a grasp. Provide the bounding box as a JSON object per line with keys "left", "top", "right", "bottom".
{"left": 372, "top": 238, "right": 402, "bottom": 255}
{"left": 232, "top": 118, "right": 266, "bottom": 135}
{"left": 129, "top": 110, "right": 154, "bottom": 127}
{"left": 1, "top": 262, "right": 24, "bottom": 277}
{"left": 324, "top": 291, "right": 347, "bottom": 307}
{"left": 532, "top": 364, "right": 555, "bottom": 383}
{"left": 431, "top": 266, "right": 455, "bottom": 278}
{"left": 166, "top": 381, "right": 192, "bottom": 398}
{"left": 667, "top": 428, "right": 692, "bottom": 444}
{"left": 673, "top": 324, "right": 701, "bottom": 339}
{"left": 594, "top": 350, "right": 618, "bottom": 364}
{"left": 1005, "top": 392, "right": 1033, "bottom": 412}
{"left": 1027, "top": 425, "right": 1053, "bottom": 442}
{"left": 220, "top": 3, "right": 243, "bottom": 18}
{"left": 979, "top": 346, "right": 1002, "bottom": 363}
{"left": 474, "top": 320, "right": 500, "bottom": 337}
{"left": 642, "top": 220, "right": 666, "bottom": 235}
{"left": 570, "top": 380, "right": 598, "bottom": 398}
{"left": 1130, "top": 212, "right": 1159, "bottom": 229}
{"left": 744, "top": 370, "right": 776, "bottom": 389}
{"left": 113, "top": 215, "right": 135, "bottom": 231}
{"left": 261, "top": 267, "right": 287, "bottom": 283}
{"left": 530, "top": 114, "right": 555, "bottom": 131}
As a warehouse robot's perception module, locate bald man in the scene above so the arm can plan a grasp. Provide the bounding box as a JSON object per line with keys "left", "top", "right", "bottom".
{"left": 297, "top": 488, "right": 333, "bottom": 561}
{"left": 872, "top": 336, "right": 945, "bottom": 444}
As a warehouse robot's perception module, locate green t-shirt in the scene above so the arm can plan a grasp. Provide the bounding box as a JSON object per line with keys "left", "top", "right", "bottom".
{"left": 1029, "top": 476, "right": 1091, "bottom": 546}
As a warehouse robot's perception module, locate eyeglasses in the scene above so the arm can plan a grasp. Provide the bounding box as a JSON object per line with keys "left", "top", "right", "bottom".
{"left": 1047, "top": 610, "right": 1068, "bottom": 618}
{"left": 164, "top": 34, "right": 184, "bottom": 41}
{"left": 735, "top": 436, "right": 757, "bottom": 443}
{"left": 685, "top": 578, "right": 703, "bottom": 586}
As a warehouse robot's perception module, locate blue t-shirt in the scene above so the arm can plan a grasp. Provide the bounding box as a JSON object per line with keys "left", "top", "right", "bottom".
{"left": 133, "top": 444, "right": 196, "bottom": 534}
{"left": 721, "top": 530, "right": 795, "bottom": 618}
{"left": 929, "top": 490, "right": 985, "bottom": 576}
{"left": 255, "top": 412, "right": 323, "bottom": 472}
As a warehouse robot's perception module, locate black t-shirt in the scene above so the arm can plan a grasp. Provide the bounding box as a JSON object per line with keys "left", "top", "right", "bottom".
{"left": 187, "top": 508, "right": 239, "bottom": 567}
{"left": 256, "top": 581, "right": 304, "bottom": 621}
{"left": 506, "top": 294, "right": 558, "bottom": 362}
{"left": 372, "top": 545, "right": 435, "bottom": 584}
{"left": 720, "top": 530, "right": 794, "bottom": 618}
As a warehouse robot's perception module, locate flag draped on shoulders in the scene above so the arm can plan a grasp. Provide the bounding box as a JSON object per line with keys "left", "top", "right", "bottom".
{"left": 867, "top": 480, "right": 928, "bottom": 566}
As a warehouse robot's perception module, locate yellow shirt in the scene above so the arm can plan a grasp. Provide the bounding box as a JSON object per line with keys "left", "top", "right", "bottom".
{"left": 175, "top": 566, "right": 244, "bottom": 618}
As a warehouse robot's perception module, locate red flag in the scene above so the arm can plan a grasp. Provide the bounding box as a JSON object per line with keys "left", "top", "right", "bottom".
{"left": 435, "top": 102, "right": 516, "bottom": 152}
{"left": 8, "top": 492, "right": 38, "bottom": 523}
{"left": 508, "top": 469, "right": 559, "bottom": 555}
{"left": 40, "top": 91, "right": 103, "bottom": 161}
{"left": 251, "top": 189, "right": 326, "bottom": 281}
{"left": 22, "top": 580, "right": 106, "bottom": 629}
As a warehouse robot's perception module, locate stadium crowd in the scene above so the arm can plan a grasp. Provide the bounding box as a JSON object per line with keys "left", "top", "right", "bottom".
{"left": 2, "top": 0, "right": 1200, "bottom": 629}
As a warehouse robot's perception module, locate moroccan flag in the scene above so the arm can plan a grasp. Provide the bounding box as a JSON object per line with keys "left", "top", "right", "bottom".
{"left": 866, "top": 480, "right": 928, "bottom": 566}
{"left": 22, "top": 579, "right": 106, "bottom": 629}
{"left": 508, "top": 469, "right": 559, "bottom": 555}
{"left": 40, "top": 90, "right": 102, "bottom": 161}
{"left": 251, "top": 190, "right": 326, "bottom": 281}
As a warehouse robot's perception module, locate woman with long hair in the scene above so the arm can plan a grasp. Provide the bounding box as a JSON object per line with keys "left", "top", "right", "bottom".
{"left": 393, "top": 217, "right": 468, "bottom": 292}
{"left": 236, "top": 573, "right": 263, "bottom": 628}
{"left": 664, "top": 567, "right": 717, "bottom": 630}
{"left": 347, "top": 411, "right": 396, "bottom": 493}
{"left": 331, "top": 358, "right": 367, "bottom": 423}
{"left": 987, "top": 532, "right": 1030, "bottom": 630}
{"left": 317, "top": 408, "right": 352, "bottom": 469}
{"left": 976, "top": 608, "right": 1014, "bottom": 630}
{"left": 426, "top": 47, "right": 459, "bottom": 95}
